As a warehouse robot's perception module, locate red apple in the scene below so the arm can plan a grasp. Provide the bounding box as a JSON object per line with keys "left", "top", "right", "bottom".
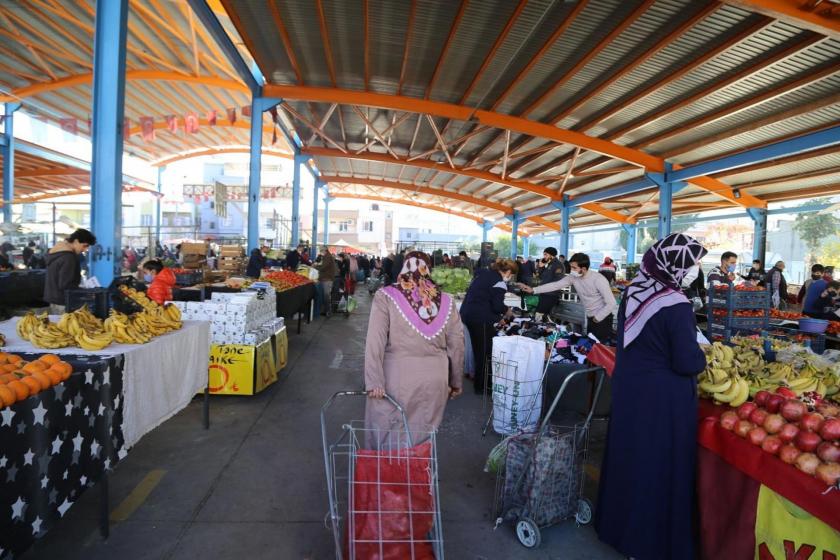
{"left": 800, "top": 412, "right": 825, "bottom": 433}
{"left": 749, "top": 408, "right": 769, "bottom": 426}
{"left": 817, "top": 441, "right": 840, "bottom": 463}
{"left": 779, "top": 423, "right": 800, "bottom": 444}
{"left": 754, "top": 390, "right": 771, "bottom": 408}
{"left": 763, "top": 414, "right": 786, "bottom": 434}
{"left": 820, "top": 418, "right": 840, "bottom": 442}
{"left": 748, "top": 427, "right": 768, "bottom": 446}
{"left": 780, "top": 399, "right": 807, "bottom": 422}
{"left": 816, "top": 462, "right": 840, "bottom": 486}
{"left": 780, "top": 444, "right": 801, "bottom": 464}
{"left": 762, "top": 435, "right": 783, "bottom": 455}
{"left": 776, "top": 387, "right": 796, "bottom": 399}
{"left": 794, "top": 430, "right": 822, "bottom": 453}
{"left": 737, "top": 402, "right": 758, "bottom": 421}
{"left": 735, "top": 420, "right": 754, "bottom": 438}
{"left": 766, "top": 394, "right": 786, "bottom": 414}
{"left": 720, "top": 411, "right": 739, "bottom": 431}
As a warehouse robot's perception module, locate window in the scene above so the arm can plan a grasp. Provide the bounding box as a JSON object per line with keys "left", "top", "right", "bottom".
{"left": 265, "top": 218, "right": 274, "bottom": 229}
{"left": 371, "top": 204, "right": 379, "bottom": 211}
{"left": 140, "top": 214, "right": 153, "bottom": 226}
{"left": 21, "top": 204, "right": 36, "bottom": 222}
{"left": 339, "top": 221, "right": 350, "bottom": 232}
{"left": 208, "top": 221, "right": 216, "bottom": 230}
{"left": 362, "top": 220, "right": 374, "bottom": 232}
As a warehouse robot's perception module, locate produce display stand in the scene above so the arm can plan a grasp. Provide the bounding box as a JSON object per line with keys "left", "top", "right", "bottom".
{"left": 0, "top": 353, "right": 126, "bottom": 557}
{"left": 0, "top": 270, "right": 47, "bottom": 308}
{"left": 275, "top": 283, "right": 316, "bottom": 334}
{"left": 706, "top": 284, "right": 770, "bottom": 342}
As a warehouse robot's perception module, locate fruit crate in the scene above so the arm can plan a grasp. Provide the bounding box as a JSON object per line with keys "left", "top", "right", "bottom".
{"left": 765, "top": 326, "right": 826, "bottom": 355}
{"left": 708, "top": 283, "right": 771, "bottom": 310}
{"left": 65, "top": 288, "right": 110, "bottom": 319}
{"left": 174, "top": 270, "right": 203, "bottom": 286}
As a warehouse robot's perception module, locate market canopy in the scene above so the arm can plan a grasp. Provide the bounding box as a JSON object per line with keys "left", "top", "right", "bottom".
{"left": 214, "top": 0, "right": 840, "bottom": 233}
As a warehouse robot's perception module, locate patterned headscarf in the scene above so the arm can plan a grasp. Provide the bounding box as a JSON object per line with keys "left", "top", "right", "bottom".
{"left": 381, "top": 251, "right": 451, "bottom": 339}
{"left": 622, "top": 233, "right": 707, "bottom": 348}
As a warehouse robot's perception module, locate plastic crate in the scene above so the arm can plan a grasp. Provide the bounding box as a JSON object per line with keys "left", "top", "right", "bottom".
{"left": 766, "top": 326, "right": 826, "bottom": 355}
{"left": 174, "top": 270, "right": 203, "bottom": 286}
{"left": 710, "top": 315, "right": 769, "bottom": 331}
{"left": 65, "top": 288, "right": 110, "bottom": 319}
{"left": 708, "top": 285, "right": 771, "bottom": 310}
{"left": 171, "top": 287, "right": 204, "bottom": 302}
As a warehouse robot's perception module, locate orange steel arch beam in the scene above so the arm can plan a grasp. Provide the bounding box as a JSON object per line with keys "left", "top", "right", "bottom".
{"left": 0, "top": 70, "right": 249, "bottom": 102}
{"left": 320, "top": 175, "right": 561, "bottom": 231}
{"left": 266, "top": 85, "right": 763, "bottom": 208}
{"left": 153, "top": 147, "right": 293, "bottom": 167}
{"left": 329, "top": 193, "right": 522, "bottom": 234}
{"left": 126, "top": 119, "right": 274, "bottom": 138}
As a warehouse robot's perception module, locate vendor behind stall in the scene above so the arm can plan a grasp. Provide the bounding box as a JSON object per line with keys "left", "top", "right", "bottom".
{"left": 245, "top": 246, "right": 268, "bottom": 278}
{"left": 460, "top": 258, "right": 517, "bottom": 394}
{"left": 0, "top": 242, "right": 14, "bottom": 270}
{"left": 741, "top": 259, "right": 765, "bottom": 283}
{"left": 142, "top": 259, "right": 176, "bottom": 305}
{"left": 707, "top": 251, "right": 739, "bottom": 287}
{"left": 44, "top": 228, "right": 96, "bottom": 314}
{"left": 534, "top": 247, "right": 562, "bottom": 318}
{"left": 520, "top": 252, "right": 618, "bottom": 343}
{"left": 797, "top": 264, "right": 824, "bottom": 304}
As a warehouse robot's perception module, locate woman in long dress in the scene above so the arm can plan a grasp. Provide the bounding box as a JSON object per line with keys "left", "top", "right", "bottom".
{"left": 595, "top": 233, "right": 708, "bottom": 559}
{"left": 365, "top": 252, "right": 464, "bottom": 444}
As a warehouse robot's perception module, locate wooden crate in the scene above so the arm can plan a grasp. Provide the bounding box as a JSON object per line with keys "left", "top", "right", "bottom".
{"left": 181, "top": 242, "right": 209, "bottom": 256}
{"left": 220, "top": 245, "right": 245, "bottom": 257}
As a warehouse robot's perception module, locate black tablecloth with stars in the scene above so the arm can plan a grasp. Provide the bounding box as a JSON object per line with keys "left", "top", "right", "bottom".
{"left": 0, "top": 353, "right": 125, "bottom": 559}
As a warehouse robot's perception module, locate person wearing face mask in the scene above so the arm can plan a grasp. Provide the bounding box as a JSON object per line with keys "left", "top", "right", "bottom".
{"left": 142, "top": 259, "right": 176, "bottom": 305}
{"left": 740, "top": 259, "right": 764, "bottom": 284}
{"left": 707, "top": 251, "right": 739, "bottom": 287}
{"left": 804, "top": 277, "right": 840, "bottom": 319}
{"left": 595, "top": 233, "right": 708, "bottom": 560}
{"left": 534, "top": 247, "right": 563, "bottom": 318}
{"left": 766, "top": 261, "right": 788, "bottom": 309}
{"left": 460, "top": 258, "right": 518, "bottom": 394}
{"left": 797, "top": 264, "right": 824, "bottom": 304}
{"left": 519, "top": 253, "right": 618, "bottom": 343}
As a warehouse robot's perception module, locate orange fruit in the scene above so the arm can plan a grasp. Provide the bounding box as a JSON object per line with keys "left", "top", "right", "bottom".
{"left": 45, "top": 369, "right": 63, "bottom": 385}
{"left": 50, "top": 362, "right": 73, "bottom": 380}
{"left": 0, "top": 352, "right": 8, "bottom": 364}
{"left": 3, "top": 364, "right": 19, "bottom": 373}
{"left": 31, "top": 372, "right": 51, "bottom": 391}
{"left": 7, "top": 380, "right": 29, "bottom": 400}
{"left": 39, "top": 354, "right": 60, "bottom": 366}
{"left": 22, "top": 361, "right": 47, "bottom": 375}
{"left": 6, "top": 354, "right": 22, "bottom": 364}
{"left": 0, "top": 385, "right": 14, "bottom": 406}
{"left": 21, "top": 376, "right": 41, "bottom": 396}
{"left": 0, "top": 373, "right": 17, "bottom": 384}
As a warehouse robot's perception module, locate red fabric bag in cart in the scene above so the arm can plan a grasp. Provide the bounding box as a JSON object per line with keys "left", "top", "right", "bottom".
{"left": 349, "top": 441, "right": 436, "bottom": 560}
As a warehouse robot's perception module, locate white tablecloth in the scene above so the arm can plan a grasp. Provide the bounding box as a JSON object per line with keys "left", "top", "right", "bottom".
{"left": 0, "top": 318, "right": 210, "bottom": 448}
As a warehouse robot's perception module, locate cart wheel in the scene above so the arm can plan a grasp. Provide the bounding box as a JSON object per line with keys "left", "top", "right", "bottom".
{"left": 575, "top": 498, "right": 593, "bottom": 525}
{"left": 515, "top": 517, "right": 541, "bottom": 548}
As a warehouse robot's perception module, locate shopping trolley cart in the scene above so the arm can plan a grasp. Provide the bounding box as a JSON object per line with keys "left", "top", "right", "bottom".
{"left": 493, "top": 366, "right": 605, "bottom": 548}
{"left": 320, "top": 390, "right": 444, "bottom": 560}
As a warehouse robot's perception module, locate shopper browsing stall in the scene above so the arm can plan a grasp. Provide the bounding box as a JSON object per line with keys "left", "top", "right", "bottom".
{"left": 365, "top": 251, "right": 464, "bottom": 444}
{"left": 142, "top": 259, "right": 176, "bottom": 305}
{"left": 707, "top": 251, "right": 739, "bottom": 287}
{"left": 595, "top": 233, "right": 708, "bottom": 560}
{"left": 803, "top": 278, "right": 840, "bottom": 319}
{"left": 516, "top": 255, "right": 535, "bottom": 285}
{"left": 765, "top": 261, "right": 788, "bottom": 308}
{"left": 43, "top": 228, "right": 96, "bottom": 315}
{"left": 314, "top": 246, "right": 338, "bottom": 317}
{"left": 598, "top": 257, "right": 617, "bottom": 285}
{"left": 460, "top": 258, "right": 518, "bottom": 394}
{"left": 519, "top": 253, "right": 618, "bottom": 343}
{"left": 797, "top": 264, "right": 824, "bottom": 304}
{"left": 245, "top": 246, "right": 268, "bottom": 278}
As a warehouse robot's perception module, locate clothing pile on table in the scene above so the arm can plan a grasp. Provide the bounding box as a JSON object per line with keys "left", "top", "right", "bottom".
{"left": 494, "top": 318, "right": 597, "bottom": 365}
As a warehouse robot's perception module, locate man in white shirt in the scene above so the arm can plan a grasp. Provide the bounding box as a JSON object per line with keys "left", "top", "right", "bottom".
{"left": 518, "top": 253, "right": 618, "bottom": 342}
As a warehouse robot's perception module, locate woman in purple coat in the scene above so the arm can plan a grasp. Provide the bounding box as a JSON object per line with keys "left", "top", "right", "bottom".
{"left": 595, "top": 233, "right": 708, "bottom": 559}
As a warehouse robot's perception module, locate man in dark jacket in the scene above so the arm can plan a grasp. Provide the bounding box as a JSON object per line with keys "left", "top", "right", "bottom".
{"left": 535, "top": 247, "right": 563, "bottom": 317}
{"left": 44, "top": 228, "right": 96, "bottom": 314}
{"left": 766, "top": 261, "right": 788, "bottom": 308}
{"left": 516, "top": 256, "right": 535, "bottom": 285}
{"left": 285, "top": 245, "right": 301, "bottom": 271}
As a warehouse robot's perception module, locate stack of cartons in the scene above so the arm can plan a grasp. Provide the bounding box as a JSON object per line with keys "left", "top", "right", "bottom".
{"left": 218, "top": 245, "right": 246, "bottom": 275}
{"left": 181, "top": 242, "right": 208, "bottom": 270}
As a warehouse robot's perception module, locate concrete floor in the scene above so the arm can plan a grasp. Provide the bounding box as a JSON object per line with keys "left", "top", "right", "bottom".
{"left": 23, "top": 292, "right": 623, "bottom": 560}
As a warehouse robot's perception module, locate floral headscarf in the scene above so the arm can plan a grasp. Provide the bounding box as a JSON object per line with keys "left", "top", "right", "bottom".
{"left": 622, "top": 233, "right": 707, "bottom": 348}
{"left": 381, "top": 251, "right": 451, "bottom": 339}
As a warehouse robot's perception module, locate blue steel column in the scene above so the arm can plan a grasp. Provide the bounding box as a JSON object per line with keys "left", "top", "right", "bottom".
{"left": 623, "top": 224, "right": 637, "bottom": 264}
{"left": 559, "top": 204, "right": 570, "bottom": 257}
{"left": 747, "top": 208, "right": 768, "bottom": 264}
{"left": 155, "top": 166, "right": 163, "bottom": 243}
{"left": 523, "top": 236, "right": 530, "bottom": 258}
{"left": 312, "top": 179, "right": 322, "bottom": 250}
{"left": 658, "top": 181, "right": 673, "bottom": 239}
{"left": 323, "top": 195, "right": 332, "bottom": 246}
{"left": 481, "top": 220, "right": 493, "bottom": 244}
{"left": 509, "top": 211, "right": 520, "bottom": 259}
{"left": 2, "top": 103, "right": 20, "bottom": 223}
{"left": 247, "top": 97, "right": 263, "bottom": 253}
{"left": 89, "top": 0, "right": 128, "bottom": 285}
{"left": 291, "top": 153, "right": 304, "bottom": 247}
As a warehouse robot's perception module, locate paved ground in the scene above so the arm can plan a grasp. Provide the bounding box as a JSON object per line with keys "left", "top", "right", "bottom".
{"left": 23, "top": 292, "right": 622, "bottom": 560}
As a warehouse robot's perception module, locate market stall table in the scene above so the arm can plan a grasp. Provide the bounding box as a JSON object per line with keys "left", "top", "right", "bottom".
{"left": 0, "top": 353, "right": 125, "bottom": 557}
{"left": 275, "top": 283, "right": 316, "bottom": 334}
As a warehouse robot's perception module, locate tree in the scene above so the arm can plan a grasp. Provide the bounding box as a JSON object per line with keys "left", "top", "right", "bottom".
{"left": 492, "top": 235, "right": 524, "bottom": 259}
{"left": 618, "top": 215, "right": 698, "bottom": 259}
{"left": 818, "top": 239, "right": 840, "bottom": 267}
{"left": 794, "top": 209, "right": 839, "bottom": 266}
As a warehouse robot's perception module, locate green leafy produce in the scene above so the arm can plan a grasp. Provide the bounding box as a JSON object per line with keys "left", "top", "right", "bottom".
{"left": 431, "top": 267, "right": 472, "bottom": 294}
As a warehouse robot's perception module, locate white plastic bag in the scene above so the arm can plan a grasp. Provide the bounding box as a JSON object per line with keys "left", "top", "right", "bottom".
{"left": 491, "top": 335, "right": 546, "bottom": 435}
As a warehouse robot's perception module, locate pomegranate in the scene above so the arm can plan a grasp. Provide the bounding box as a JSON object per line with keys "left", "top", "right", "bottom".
{"left": 794, "top": 430, "right": 822, "bottom": 453}
{"left": 761, "top": 435, "right": 783, "bottom": 455}
{"left": 819, "top": 418, "right": 840, "bottom": 442}
{"left": 780, "top": 399, "right": 807, "bottom": 422}
{"left": 737, "top": 402, "right": 758, "bottom": 421}
{"left": 800, "top": 412, "right": 825, "bottom": 433}
{"left": 749, "top": 408, "right": 769, "bottom": 427}
{"left": 795, "top": 452, "right": 820, "bottom": 475}
{"left": 776, "top": 387, "right": 796, "bottom": 399}
{"left": 779, "top": 444, "right": 801, "bottom": 464}
{"left": 719, "top": 411, "right": 739, "bottom": 431}
{"left": 754, "top": 390, "right": 771, "bottom": 408}
{"left": 735, "top": 420, "right": 754, "bottom": 438}
{"left": 816, "top": 402, "right": 840, "bottom": 418}
{"left": 762, "top": 414, "right": 786, "bottom": 435}
{"left": 766, "top": 394, "right": 786, "bottom": 413}
{"left": 816, "top": 462, "right": 840, "bottom": 486}
{"left": 779, "top": 423, "right": 800, "bottom": 444}
{"left": 748, "top": 427, "right": 767, "bottom": 446}
{"left": 817, "top": 441, "right": 840, "bottom": 463}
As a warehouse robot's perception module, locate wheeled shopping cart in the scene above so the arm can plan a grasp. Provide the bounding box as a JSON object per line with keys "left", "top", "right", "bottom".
{"left": 493, "top": 366, "right": 606, "bottom": 548}
{"left": 320, "top": 391, "right": 444, "bottom": 560}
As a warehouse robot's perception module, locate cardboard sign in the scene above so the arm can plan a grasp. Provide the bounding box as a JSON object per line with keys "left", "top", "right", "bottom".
{"left": 209, "top": 340, "right": 277, "bottom": 396}
{"left": 755, "top": 485, "right": 840, "bottom": 559}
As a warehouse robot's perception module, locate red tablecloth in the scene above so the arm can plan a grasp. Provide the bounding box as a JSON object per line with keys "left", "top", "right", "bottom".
{"left": 586, "top": 343, "right": 616, "bottom": 376}
{"left": 697, "top": 399, "right": 840, "bottom": 532}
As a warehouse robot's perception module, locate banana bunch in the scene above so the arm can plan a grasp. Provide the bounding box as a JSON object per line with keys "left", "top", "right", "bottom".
{"left": 784, "top": 362, "right": 838, "bottom": 397}
{"left": 104, "top": 310, "right": 152, "bottom": 344}
{"left": 119, "top": 286, "right": 157, "bottom": 311}
{"left": 16, "top": 312, "right": 44, "bottom": 339}
{"left": 54, "top": 306, "right": 114, "bottom": 351}
{"left": 74, "top": 329, "right": 113, "bottom": 351}
{"left": 163, "top": 303, "right": 182, "bottom": 324}
{"left": 698, "top": 345, "right": 751, "bottom": 407}
{"left": 28, "top": 318, "right": 74, "bottom": 349}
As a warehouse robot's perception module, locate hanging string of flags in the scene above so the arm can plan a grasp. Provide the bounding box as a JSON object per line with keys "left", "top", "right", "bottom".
{"left": 35, "top": 105, "right": 281, "bottom": 145}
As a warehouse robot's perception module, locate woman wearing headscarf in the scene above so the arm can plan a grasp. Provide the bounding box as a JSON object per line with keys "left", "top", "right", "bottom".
{"left": 598, "top": 256, "right": 617, "bottom": 285}
{"left": 595, "top": 233, "right": 707, "bottom": 560}
{"left": 365, "top": 252, "right": 465, "bottom": 442}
